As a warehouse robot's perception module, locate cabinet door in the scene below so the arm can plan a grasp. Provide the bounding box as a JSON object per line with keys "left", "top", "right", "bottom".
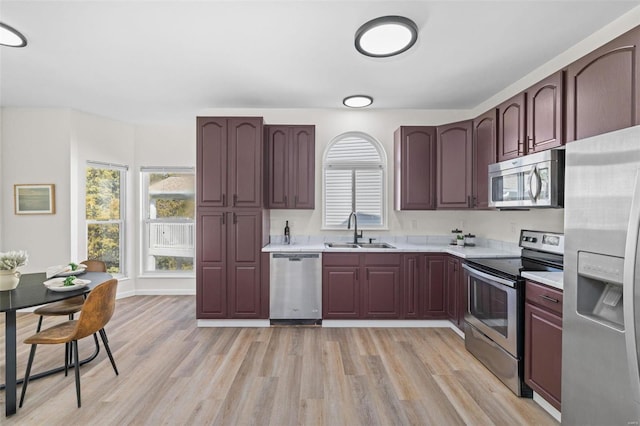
{"left": 498, "top": 93, "right": 527, "bottom": 161}
{"left": 472, "top": 109, "right": 497, "bottom": 209}
{"left": 402, "top": 254, "right": 421, "bottom": 318}
{"left": 423, "top": 255, "right": 447, "bottom": 319}
{"left": 323, "top": 266, "right": 360, "bottom": 319}
{"left": 197, "top": 117, "right": 227, "bottom": 207}
{"left": 290, "top": 126, "right": 315, "bottom": 209}
{"left": 525, "top": 302, "right": 562, "bottom": 411}
{"left": 228, "top": 117, "right": 263, "bottom": 208}
{"left": 394, "top": 126, "right": 437, "bottom": 210}
{"left": 362, "top": 266, "right": 401, "bottom": 318}
{"left": 527, "top": 71, "right": 564, "bottom": 152}
{"left": 228, "top": 210, "right": 263, "bottom": 318}
{"left": 197, "top": 211, "right": 227, "bottom": 318}
{"left": 446, "top": 257, "right": 460, "bottom": 323}
{"left": 437, "top": 121, "right": 473, "bottom": 209}
{"left": 266, "top": 126, "right": 289, "bottom": 209}
{"left": 567, "top": 27, "right": 640, "bottom": 142}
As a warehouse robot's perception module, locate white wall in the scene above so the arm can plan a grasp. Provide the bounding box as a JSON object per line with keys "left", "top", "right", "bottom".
{"left": 1, "top": 108, "right": 72, "bottom": 272}
{"left": 133, "top": 122, "right": 196, "bottom": 294}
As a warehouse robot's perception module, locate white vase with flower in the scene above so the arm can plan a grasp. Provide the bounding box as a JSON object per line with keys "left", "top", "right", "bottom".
{"left": 0, "top": 250, "right": 28, "bottom": 291}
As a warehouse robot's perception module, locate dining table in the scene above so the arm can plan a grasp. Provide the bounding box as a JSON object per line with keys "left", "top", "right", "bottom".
{"left": 0, "top": 271, "right": 112, "bottom": 416}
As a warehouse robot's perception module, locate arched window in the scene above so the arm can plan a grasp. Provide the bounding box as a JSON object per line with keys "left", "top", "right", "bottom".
{"left": 323, "top": 132, "right": 386, "bottom": 229}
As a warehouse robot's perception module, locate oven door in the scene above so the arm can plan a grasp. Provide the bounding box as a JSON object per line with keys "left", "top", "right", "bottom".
{"left": 463, "top": 264, "right": 518, "bottom": 357}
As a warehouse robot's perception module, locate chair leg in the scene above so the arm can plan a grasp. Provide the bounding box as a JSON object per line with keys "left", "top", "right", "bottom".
{"left": 64, "top": 342, "right": 69, "bottom": 376}
{"left": 19, "top": 344, "right": 38, "bottom": 408}
{"left": 99, "top": 328, "right": 118, "bottom": 375}
{"left": 36, "top": 315, "right": 43, "bottom": 332}
{"left": 73, "top": 340, "right": 81, "bottom": 408}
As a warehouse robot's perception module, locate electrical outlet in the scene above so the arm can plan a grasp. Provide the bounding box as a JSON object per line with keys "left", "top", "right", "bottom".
{"left": 411, "top": 219, "right": 418, "bottom": 230}
{"left": 510, "top": 222, "right": 516, "bottom": 234}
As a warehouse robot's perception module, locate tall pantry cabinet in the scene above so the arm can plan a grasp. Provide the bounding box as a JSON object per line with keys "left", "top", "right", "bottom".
{"left": 196, "top": 117, "right": 269, "bottom": 319}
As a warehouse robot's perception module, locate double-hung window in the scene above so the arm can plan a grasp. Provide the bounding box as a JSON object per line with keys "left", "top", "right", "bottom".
{"left": 141, "top": 167, "right": 195, "bottom": 275}
{"left": 86, "top": 162, "right": 127, "bottom": 275}
{"left": 323, "top": 132, "right": 386, "bottom": 229}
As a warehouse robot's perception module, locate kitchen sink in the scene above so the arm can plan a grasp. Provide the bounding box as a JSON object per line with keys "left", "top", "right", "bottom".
{"left": 325, "top": 242, "right": 360, "bottom": 248}
{"left": 325, "top": 242, "right": 396, "bottom": 249}
{"left": 357, "top": 242, "right": 396, "bottom": 249}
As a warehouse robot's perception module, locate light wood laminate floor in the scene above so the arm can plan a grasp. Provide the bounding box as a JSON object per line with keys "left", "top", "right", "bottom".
{"left": 1, "top": 295, "right": 558, "bottom": 425}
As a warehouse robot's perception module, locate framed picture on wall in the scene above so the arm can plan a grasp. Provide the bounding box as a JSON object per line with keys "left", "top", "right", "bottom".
{"left": 14, "top": 184, "right": 56, "bottom": 215}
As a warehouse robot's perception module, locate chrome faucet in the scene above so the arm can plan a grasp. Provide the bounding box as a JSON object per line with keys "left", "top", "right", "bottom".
{"left": 347, "top": 212, "right": 363, "bottom": 244}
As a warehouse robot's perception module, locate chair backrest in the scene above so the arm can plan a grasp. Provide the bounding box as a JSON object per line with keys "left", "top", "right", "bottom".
{"left": 73, "top": 279, "right": 118, "bottom": 340}
{"left": 80, "top": 260, "right": 107, "bottom": 272}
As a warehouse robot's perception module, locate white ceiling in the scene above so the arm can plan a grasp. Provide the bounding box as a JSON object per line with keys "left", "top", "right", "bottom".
{"left": 1, "top": 0, "right": 639, "bottom": 124}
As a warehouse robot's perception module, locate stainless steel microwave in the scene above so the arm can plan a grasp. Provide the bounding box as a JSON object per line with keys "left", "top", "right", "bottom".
{"left": 488, "top": 149, "right": 564, "bottom": 208}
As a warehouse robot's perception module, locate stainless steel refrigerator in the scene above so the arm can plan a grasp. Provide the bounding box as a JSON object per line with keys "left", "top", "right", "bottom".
{"left": 563, "top": 125, "right": 640, "bottom": 424}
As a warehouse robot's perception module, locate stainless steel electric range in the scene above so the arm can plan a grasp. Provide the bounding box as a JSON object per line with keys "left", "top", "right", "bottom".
{"left": 462, "top": 230, "right": 564, "bottom": 397}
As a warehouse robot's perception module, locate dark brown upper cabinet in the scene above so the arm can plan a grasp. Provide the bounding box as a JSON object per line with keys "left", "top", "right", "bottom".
{"left": 472, "top": 109, "right": 497, "bottom": 209}
{"left": 497, "top": 92, "right": 527, "bottom": 161}
{"left": 566, "top": 26, "right": 640, "bottom": 142}
{"left": 394, "top": 126, "right": 437, "bottom": 210}
{"left": 197, "top": 116, "right": 263, "bottom": 208}
{"left": 265, "top": 125, "right": 315, "bottom": 209}
{"left": 526, "top": 71, "right": 564, "bottom": 153}
{"left": 436, "top": 120, "right": 473, "bottom": 209}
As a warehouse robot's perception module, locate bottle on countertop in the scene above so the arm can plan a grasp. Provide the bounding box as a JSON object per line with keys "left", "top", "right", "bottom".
{"left": 284, "top": 220, "right": 290, "bottom": 244}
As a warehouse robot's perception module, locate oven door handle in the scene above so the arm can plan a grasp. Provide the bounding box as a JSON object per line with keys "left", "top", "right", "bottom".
{"left": 462, "top": 264, "right": 516, "bottom": 288}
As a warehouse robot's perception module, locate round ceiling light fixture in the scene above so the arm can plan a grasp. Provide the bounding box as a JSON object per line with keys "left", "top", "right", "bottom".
{"left": 355, "top": 16, "right": 417, "bottom": 58}
{"left": 0, "top": 22, "right": 27, "bottom": 47}
{"left": 343, "top": 95, "right": 373, "bottom": 108}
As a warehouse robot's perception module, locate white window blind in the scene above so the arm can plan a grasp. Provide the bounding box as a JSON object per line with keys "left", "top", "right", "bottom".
{"left": 323, "top": 133, "right": 386, "bottom": 229}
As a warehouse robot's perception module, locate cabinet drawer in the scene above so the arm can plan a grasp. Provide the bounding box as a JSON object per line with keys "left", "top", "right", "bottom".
{"left": 526, "top": 280, "right": 563, "bottom": 315}
{"left": 323, "top": 253, "right": 360, "bottom": 267}
{"left": 364, "top": 253, "right": 401, "bottom": 266}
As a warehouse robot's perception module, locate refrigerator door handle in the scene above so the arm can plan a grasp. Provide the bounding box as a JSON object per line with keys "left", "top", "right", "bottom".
{"left": 624, "top": 169, "right": 640, "bottom": 403}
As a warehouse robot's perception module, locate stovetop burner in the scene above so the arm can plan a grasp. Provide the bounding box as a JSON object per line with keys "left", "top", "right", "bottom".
{"left": 465, "top": 230, "right": 564, "bottom": 281}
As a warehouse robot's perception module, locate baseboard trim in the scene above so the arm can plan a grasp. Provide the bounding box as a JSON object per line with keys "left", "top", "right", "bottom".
{"left": 533, "top": 392, "right": 561, "bottom": 422}
{"left": 197, "top": 319, "right": 271, "bottom": 328}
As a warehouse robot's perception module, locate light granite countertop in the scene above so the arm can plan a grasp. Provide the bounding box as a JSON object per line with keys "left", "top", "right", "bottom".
{"left": 521, "top": 271, "right": 563, "bottom": 291}
{"left": 262, "top": 237, "right": 520, "bottom": 260}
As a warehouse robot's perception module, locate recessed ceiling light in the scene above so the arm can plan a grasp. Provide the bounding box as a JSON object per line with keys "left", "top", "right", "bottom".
{"left": 355, "top": 16, "right": 417, "bottom": 58}
{"left": 343, "top": 95, "right": 373, "bottom": 108}
{"left": 0, "top": 22, "right": 27, "bottom": 48}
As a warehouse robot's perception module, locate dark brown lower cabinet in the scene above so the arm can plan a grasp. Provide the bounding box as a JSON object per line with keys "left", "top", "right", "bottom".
{"left": 401, "top": 254, "right": 446, "bottom": 319}
{"left": 196, "top": 209, "right": 267, "bottom": 319}
{"left": 524, "top": 280, "right": 563, "bottom": 411}
{"left": 323, "top": 253, "right": 401, "bottom": 319}
{"left": 446, "top": 256, "right": 460, "bottom": 327}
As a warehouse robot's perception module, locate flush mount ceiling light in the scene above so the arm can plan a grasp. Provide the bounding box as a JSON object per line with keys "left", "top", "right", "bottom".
{"left": 0, "top": 22, "right": 27, "bottom": 47}
{"left": 343, "top": 95, "right": 373, "bottom": 108}
{"left": 355, "top": 16, "right": 417, "bottom": 58}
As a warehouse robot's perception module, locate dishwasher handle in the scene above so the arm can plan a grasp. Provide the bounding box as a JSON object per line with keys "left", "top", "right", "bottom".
{"left": 272, "top": 253, "right": 320, "bottom": 261}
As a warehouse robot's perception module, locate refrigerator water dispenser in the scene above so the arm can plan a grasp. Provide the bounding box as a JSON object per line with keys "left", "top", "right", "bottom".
{"left": 576, "top": 251, "right": 625, "bottom": 330}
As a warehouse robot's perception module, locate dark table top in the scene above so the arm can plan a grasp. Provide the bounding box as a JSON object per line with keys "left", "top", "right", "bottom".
{"left": 0, "top": 271, "right": 112, "bottom": 312}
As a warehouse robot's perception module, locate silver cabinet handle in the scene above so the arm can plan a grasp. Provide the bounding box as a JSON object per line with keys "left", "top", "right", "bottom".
{"left": 540, "top": 294, "right": 559, "bottom": 303}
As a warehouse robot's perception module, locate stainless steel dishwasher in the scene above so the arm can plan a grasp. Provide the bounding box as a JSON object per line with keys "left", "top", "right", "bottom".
{"left": 270, "top": 253, "right": 322, "bottom": 324}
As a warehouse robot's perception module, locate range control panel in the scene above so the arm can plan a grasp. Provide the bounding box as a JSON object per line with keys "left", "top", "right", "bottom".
{"left": 520, "top": 230, "right": 564, "bottom": 255}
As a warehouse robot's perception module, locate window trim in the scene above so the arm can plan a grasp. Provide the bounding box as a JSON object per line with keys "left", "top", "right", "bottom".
{"left": 86, "top": 161, "right": 127, "bottom": 277}
{"left": 322, "top": 131, "right": 388, "bottom": 230}
{"left": 140, "top": 167, "right": 195, "bottom": 277}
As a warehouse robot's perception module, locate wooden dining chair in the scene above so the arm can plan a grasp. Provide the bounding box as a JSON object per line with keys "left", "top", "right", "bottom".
{"left": 19, "top": 278, "right": 119, "bottom": 408}
{"left": 33, "top": 260, "right": 107, "bottom": 332}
